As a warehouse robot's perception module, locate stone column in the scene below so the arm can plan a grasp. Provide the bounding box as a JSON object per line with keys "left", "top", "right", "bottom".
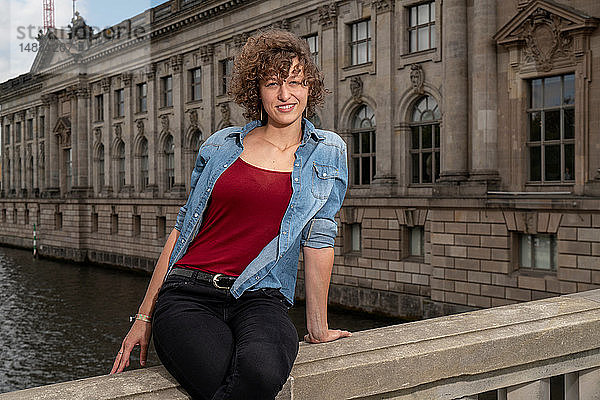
{"left": 317, "top": 3, "right": 337, "bottom": 132}
{"left": 171, "top": 54, "right": 186, "bottom": 196}
{"left": 46, "top": 95, "right": 60, "bottom": 195}
{"left": 506, "top": 379, "right": 550, "bottom": 400}
{"left": 101, "top": 77, "right": 112, "bottom": 194}
{"left": 146, "top": 63, "right": 158, "bottom": 195}
{"left": 75, "top": 84, "right": 90, "bottom": 192}
{"left": 440, "top": 0, "right": 468, "bottom": 182}
{"left": 122, "top": 73, "right": 133, "bottom": 194}
{"left": 68, "top": 86, "right": 78, "bottom": 192}
{"left": 31, "top": 108, "right": 38, "bottom": 193}
{"left": 470, "top": 0, "right": 499, "bottom": 184}
{"left": 371, "top": 0, "right": 397, "bottom": 193}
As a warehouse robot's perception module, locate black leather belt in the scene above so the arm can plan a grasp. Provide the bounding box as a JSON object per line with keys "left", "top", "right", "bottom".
{"left": 170, "top": 267, "right": 237, "bottom": 290}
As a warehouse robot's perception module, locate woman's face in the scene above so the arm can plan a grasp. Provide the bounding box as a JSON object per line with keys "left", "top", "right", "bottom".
{"left": 259, "top": 57, "right": 309, "bottom": 128}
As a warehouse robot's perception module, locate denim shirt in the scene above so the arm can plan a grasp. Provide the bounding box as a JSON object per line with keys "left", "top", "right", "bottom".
{"left": 166, "top": 118, "right": 348, "bottom": 304}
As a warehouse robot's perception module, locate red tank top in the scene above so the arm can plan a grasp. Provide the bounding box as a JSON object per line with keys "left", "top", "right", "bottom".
{"left": 174, "top": 157, "right": 293, "bottom": 276}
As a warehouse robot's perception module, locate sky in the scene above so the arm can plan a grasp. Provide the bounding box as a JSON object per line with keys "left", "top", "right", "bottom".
{"left": 0, "top": 0, "right": 167, "bottom": 83}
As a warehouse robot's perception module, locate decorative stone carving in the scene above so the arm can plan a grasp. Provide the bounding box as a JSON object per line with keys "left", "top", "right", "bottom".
{"left": 136, "top": 119, "right": 145, "bottom": 137}
{"left": 200, "top": 45, "right": 214, "bottom": 64}
{"left": 76, "top": 83, "right": 90, "bottom": 98}
{"left": 146, "top": 63, "right": 157, "bottom": 80}
{"left": 93, "top": 127, "right": 102, "bottom": 144}
{"left": 372, "top": 0, "right": 392, "bottom": 13}
{"left": 101, "top": 77, "right": 111, "bottom": 93}
{"left": 114, "top": 123, "right": 122, "bottom": 139}
{"left": 233, "top": 33, "right": 249, "bottom": 49}
{"left": 121, "top": 73, "right": 132, "bottom": 87}
{"left": 40, "top": 94, "right": 55, "bottom": 107}
{"left": 188, "top": 109, "right": 199, "bottom": 129}
{"left": 219, "top": 103, "right": 231, "bottom": 127}
{"left": 170, "top": 54, "right": 184, "bottom": 74}
{"left": 318, "top": 3, "right": 337, "bottom": 28}
{"left": 350, "top": 76, "right": 363, "bottom": 103}
{"left": 519, "top": 9, "right": 573, "bottom": 72}
{"left": 38, "top": 144, "right": 45, "bottom": 165}
{"left": 410, "top": 64, "right": 425, "bottom": 94}
{"left": 160, "top": 114, "right": 170, "bottom": 133}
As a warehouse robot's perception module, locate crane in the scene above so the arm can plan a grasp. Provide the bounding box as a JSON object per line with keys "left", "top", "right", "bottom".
{"left": 42, "top": 0, "right": 54, "bottom": 32}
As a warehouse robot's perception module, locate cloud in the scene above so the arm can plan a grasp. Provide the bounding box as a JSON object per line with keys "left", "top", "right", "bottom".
{"left": 0, "top": 0, "right": 74, "bottom": 83}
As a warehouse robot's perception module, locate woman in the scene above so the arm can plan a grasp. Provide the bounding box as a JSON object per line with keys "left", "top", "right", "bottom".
{"left": 110, "top": 29, "right": 350, "bottom": 399}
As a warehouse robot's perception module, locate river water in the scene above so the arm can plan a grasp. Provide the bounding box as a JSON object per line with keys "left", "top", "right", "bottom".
{"left": 0, "top": 246, "right": 406, "bottom": 394}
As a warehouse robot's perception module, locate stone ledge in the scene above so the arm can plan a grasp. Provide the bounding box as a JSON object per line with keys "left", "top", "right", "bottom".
{"left": 2, "top": 289, "right": 600, "bottom": 399}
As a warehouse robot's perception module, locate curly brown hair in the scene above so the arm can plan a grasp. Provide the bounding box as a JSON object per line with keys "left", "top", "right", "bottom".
{"left": 229, "top": 29, "right": 327, "bottom": 121}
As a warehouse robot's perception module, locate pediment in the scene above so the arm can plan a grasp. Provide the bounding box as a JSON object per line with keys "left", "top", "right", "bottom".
{"left": 495, "top": 0, "right": 598, "bottom": 45}
{"left": 30, "top": 32, "right": 76, "bottom": 74}
{"left": 53, "top": 116, "right": 71, "bottom": 133}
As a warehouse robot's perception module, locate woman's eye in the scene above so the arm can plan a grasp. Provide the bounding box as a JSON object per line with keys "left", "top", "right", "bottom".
{"left": 289, "top": 80, "right": 300, "bottom": 86}
{"left": 265, "top": 82, "right": 278, "bottom": 87}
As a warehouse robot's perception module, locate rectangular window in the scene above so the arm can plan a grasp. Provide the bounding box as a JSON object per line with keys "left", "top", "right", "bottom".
{"left": 27, "top": 119, "right": 33, "bottom": 140}
{"left": 409, "top": 2, "right": 436, "bottom": 52}
{"left": 157, "top": 216, "right": 167, "bottom": 239}
{"left": 409, "top": 226, "right": 425, "bottom": 257}
{"left": 55, "top": 211, "right": 62, "bottom": 230}
{"left": 161, "top": 76, "right": 173, "bottom": 107}
{"left": 4, "top": 125, "right": 10, "bottom": 144}
{"left": 305, "top": 34, "right": 319, "bottom": 66}
{"left": 91, "top": 212, "right": 98, "bottom": 233}
{"left": 190, "top": 68, "right": 202, "bottom": 101}
{"left": 39, "top": 116, "right": 45, "bottom": 138}
{"left": 114, "top": 89, "right": 124, "bottom": 117}
{"left": 16, "top": 122, "right": 21, "bottom": 142}
{"left": 519, "top": 234, "right": 557, "bottom": 271}
{"left": 1, "top": 209, "right": 5, "bottom": 223}
{"left": 351, "top": 223, "right": 361, "bottom": 251}
{"left": 350, "top": 20, "right": 372, "bottom": 65}
{"left": 111, "top": 213, "right": 119, "bottom": 235}
{"left": 527, "top": 74, "right": 575, "bottom": 183}
{"left": 133, "top": 215, "right": 141, "bottom": 237}
{"left": 219, "top": 59, "right": 233, "bottom": 96}
{"left": 137, "top": 83, "right": 147, "bottom": 113}
{"left": 24, "top": 208, "right": 29, "bottom": 225}
{"left": 95, "top": 94, "right": 104, "bottom": 121}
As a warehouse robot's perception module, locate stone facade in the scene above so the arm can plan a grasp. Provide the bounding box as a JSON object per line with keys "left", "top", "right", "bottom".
{"left": 1, "top": 0, "right": 599, "bottom": 318}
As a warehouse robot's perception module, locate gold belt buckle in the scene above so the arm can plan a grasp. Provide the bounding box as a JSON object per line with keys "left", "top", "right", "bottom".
{"left": 212, "top": 273, "right": 230, "bottom": 290}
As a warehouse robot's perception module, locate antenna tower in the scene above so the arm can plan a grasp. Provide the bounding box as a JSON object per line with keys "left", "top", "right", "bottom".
{"left": 43, "top": 0, "right": 55, "bottom": 32}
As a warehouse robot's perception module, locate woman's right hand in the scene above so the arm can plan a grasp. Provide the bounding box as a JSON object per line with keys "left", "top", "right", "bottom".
{"left": 110, "top": 320, "right": 152, "bottom": 374}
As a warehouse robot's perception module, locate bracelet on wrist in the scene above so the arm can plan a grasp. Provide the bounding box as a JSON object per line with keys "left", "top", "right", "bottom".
{"left": 129, "top": 313, "right": 152, "bottom": 323}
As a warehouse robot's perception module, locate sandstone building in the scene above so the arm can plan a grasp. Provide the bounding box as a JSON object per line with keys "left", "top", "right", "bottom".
{"left": 1, "top": 0, "right": 599, "bottom": 318}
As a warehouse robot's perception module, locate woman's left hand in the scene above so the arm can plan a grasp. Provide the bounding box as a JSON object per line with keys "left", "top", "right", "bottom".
{"left": 304, "top": 329, "right": 352, "bottom": 344}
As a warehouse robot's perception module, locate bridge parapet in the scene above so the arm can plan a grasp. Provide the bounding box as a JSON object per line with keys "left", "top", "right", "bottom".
{"left": 1, "top": 290, "right": 600, "bottom": 399}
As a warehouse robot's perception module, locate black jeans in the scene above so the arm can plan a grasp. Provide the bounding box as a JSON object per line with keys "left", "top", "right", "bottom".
{"left": 152, "top": 274, "right": 299, "bottom": 400}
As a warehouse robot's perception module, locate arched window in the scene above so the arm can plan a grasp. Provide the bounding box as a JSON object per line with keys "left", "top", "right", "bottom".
{"left": 164, "top": 135, "right": 175, "bottom": 191}
{"left": 117, "top": 141, "right": 125, "bottom": 191}
{"left": 351, "top": 105, "right": 376, "bottom": 185}
{"left": 410, "top": 96, "right": 441, "bottom": 184}
{"left": 140, "top": 138, "right": 148, "bottom": 191}
{"left": 98, "top": 144, "right": 104, "bottom": 190}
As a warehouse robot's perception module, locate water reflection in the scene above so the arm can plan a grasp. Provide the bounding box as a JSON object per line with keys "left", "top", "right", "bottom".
{"left": 0, "top": 246, "right": 405, "bottom": 394}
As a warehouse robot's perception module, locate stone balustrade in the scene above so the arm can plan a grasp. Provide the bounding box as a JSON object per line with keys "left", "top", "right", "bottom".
{"left": 2, "top": 289, "right": 600, "bottom": 400}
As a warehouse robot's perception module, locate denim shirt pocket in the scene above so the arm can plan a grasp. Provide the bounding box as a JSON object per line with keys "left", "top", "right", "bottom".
{"left": 311, "top": 162, "right": 339, "bottom": 199}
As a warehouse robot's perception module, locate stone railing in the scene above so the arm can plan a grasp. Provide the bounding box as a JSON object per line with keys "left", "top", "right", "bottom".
{"left": 2, "top": 290, "right": 600, "bottom": 399}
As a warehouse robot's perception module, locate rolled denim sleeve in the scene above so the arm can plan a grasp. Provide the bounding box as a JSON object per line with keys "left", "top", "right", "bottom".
{"left": 174, "top": 142, "right": 207, "bottom": 232}
{"left": 301, "top": 143, "right": 348, "bottom": 248}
